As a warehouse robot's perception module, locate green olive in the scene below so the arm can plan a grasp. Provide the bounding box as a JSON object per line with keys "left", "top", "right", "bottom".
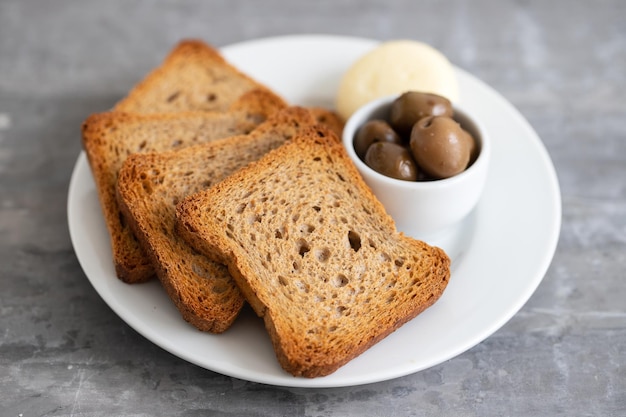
{"left": 364, "top": 142, "right": 419, "bottom": 181}
{"left": 389, "top": 91, "right": 453, "bottom": 135}
{"left": 353, "top": 119, "right": 402, "bottom": 159}
{"left": 409, "top": 116, "right": 474, "bottom": 179}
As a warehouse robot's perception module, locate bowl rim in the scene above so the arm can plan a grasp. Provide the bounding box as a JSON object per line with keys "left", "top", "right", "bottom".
{"left": 342, "top": 93, "right": 491, "bottom": 190}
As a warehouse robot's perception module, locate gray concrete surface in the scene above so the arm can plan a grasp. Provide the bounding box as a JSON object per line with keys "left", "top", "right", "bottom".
{"left": 1, "top": 0, "right": 624, "bottom": 415}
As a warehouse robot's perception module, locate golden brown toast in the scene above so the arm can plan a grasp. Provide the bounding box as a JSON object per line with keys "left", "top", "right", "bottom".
{"left": 175, "top": 125, "right": 451, "bottom": 376}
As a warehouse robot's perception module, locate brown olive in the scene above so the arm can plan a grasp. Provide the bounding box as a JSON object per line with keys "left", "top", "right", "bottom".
{"left": 389, "top": 91, "right": 454, "bottom": 135}
{"left": 409, "top": 116, "right": 474, "bottom": 179}
{"left": 353, "top": 119, "right": 402, "bottom": 159}
{"left": 364, "top": 142, "right": 419, "bottom": 181}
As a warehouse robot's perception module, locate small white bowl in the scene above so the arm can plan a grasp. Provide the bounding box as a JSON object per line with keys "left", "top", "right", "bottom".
{"left": 342, "top": 94, "right": 491, "bottom": 238}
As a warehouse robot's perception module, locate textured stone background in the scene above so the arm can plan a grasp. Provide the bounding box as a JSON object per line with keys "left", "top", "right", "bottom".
{"left": 1, "top": 0, "right": 624, "bottom": 415}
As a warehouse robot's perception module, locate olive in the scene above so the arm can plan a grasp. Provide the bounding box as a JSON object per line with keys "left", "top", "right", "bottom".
{"left": 364, "top": 142, "right": 419, "bottom": 181}
{"left": 353, "top": 119, "right": 402, "bottom": 159}
{"left": 389, "top": 91, "right": 453, "bottom": 135}
{"left": 410, "top": 116, "right": 474, "bottom": 179}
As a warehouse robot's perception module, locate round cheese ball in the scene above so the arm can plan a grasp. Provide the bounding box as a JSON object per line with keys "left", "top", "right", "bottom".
{"left": 335, "top": 40, "right": 460, "bottom": 121}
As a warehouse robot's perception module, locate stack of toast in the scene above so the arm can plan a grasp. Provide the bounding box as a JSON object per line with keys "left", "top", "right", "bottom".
{"left": 82, "top": 39, "right": 450, "bottom": 377}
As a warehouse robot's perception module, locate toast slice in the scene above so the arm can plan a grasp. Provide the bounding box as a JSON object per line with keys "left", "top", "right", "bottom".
{"left": 175, "top": 125, "right": 451, "bottom": 377}
{"left": 115, "top": 107, "right": 321, "bottom": 332}
{"left": 82, "top": 89, "right": 287, "bottom": 283}
{"left": 114, "top": 39, "right": 277, "bottom": 114}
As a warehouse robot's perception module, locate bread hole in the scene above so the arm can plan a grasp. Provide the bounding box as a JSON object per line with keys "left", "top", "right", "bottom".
{"left": 207, "top": 93, "right": 217, "bottom": 102}
{"left": 172, "top": 139, "right": 183, "bottom": 147}
{"left": 247, "top": 214, "right": 261, "bottom": 224}
{"left": 336, "top": 172, "right": 346, "bottom": 182}
{"left": 329, "top": 325, "right": 338, "bottom": 332}
{"left": 368, "top": 240, "right": 377, "bottom": 250}
{"left": 315, "top": 248, "right": 331, "bottom": 263}
{"left": 387, "top": 291, "right": 397, "bottom": 303}
{"left": 347, "top": 230, "right": 361, "bottom": 252}
{"left": 313, "top": 156, "right": 322, "bottom": 162}
{"left": 141, "top": 180, "right": 153, "bottom": 195}
{"left": 331, "top": 274, "right": 349, "bottom": 288}
{"left": 292, "top": 260, "right": 300, "bottom": 271}
{"left": 299, "top": 224, "right": 315, "bottom": 234}
{"left": 294, "top": 280, "right": 309, "bottom": 293}
{"left": 275, "top": 228, "right": 284, "bottom": 239}
{"left": 340, "top": 216, "right": 348, "bottom": 224}
{"left": 362, "top": 206, "right": 372, "bottom": 215}
{"left": 333, "top": 201, "right": 341, "bottom": 208}
{"left": 378, "top": 252, "right": 391, "bottom": 263}
{"left": 312, "top": 205, "right": 321, "bottom": 212}
{"left": 171, "top": 196, "right": 179, "bottom": 206}
{"left": 395, "top": 258, "right": 405, "bottom": 267}
{"left": 335, "top": 306, "right": 347, "bottom": 317}
{"left": 314, "top": 294, "right": 326, "bottom": 303}
{"left": 296, "top": 239, "right": 310, "bottom": 257}
{"left": 250, "top": 233, "right": 256, "bottom": 241}
{"left": 278, "top": 275, "right": 288, "bottom": 286}
{"left": 292, "top": 213, "right": 300, "bottom": 223}
{"left": 138, "top": 140, "right": 147, "bottom": 151}
{"left": 235, "top": 203, "right": 247, "bottom": 214}
{"left": 166, "top": 91, "right": 180, "bottom": 102}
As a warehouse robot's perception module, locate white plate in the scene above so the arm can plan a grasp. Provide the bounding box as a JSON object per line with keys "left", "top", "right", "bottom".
{"left": 67, "top": 34, "right": 561, "bottom": 388}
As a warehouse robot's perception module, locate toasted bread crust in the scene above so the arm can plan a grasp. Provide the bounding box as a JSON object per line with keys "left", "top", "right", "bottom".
{"left": 176, "top": 125, "right": 450, "bottom": 377}
{"left": 82, "top": 89, "right": 287, "bottom": 283}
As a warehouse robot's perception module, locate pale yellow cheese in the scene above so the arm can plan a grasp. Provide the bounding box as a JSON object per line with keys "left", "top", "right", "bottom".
{"left": 336, "top": 40, "right": 460, "bottom": 120}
